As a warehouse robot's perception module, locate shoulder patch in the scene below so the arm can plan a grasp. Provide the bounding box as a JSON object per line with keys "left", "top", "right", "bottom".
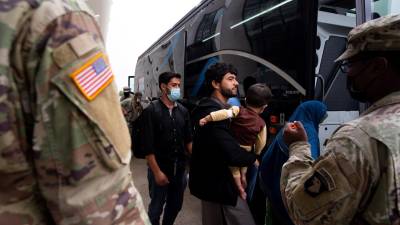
{"left": 304, "top": 168, "right": 336, "bottom": 197}
{"left": 70, "top": 52, "right": 113, "bottom": 101}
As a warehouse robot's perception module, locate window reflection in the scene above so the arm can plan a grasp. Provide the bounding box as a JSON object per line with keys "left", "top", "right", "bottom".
{"left": 243, "top": 0, "right": 300, "bottom": 81}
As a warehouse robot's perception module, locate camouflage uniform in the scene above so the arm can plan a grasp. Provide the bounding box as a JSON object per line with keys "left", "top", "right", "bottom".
{"left": 0, "top": 1, "right": 150, "bottom": 224}
{"left": 120, "top": 87, "right": 134, "bottom": 102}
{"left": 121, "top": 95, "right": 143, "bottom": 132}
{"left": 281, "top": 15, "right": 400, "bottom": 225}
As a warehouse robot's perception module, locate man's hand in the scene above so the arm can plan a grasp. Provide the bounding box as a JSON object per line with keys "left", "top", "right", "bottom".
{"left": 283, "top": 121, "right": 308, "bottom": 146}
{"left": 154, "top": 171, "right": 170, "bottom": 186}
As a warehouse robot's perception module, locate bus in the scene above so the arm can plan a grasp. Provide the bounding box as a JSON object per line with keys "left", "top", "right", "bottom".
{"left": 133, "top": 0, "right": 400, "bottom": 148}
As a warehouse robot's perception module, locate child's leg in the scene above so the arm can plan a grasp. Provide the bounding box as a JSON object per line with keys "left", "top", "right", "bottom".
{"left": 230, "top": 167, "right": 247, "bottom": 200}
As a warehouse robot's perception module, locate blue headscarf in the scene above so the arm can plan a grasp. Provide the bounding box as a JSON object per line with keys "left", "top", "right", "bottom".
{"left": 274, "top": 100, "right": 327, "bottom": 159}
{"left": 251, "top": 101, "right": 327, "bottom": 225}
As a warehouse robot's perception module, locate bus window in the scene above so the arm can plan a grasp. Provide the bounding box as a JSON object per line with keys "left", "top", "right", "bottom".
{"left": 370, "top": 0, "right": 400, "bottom": 18}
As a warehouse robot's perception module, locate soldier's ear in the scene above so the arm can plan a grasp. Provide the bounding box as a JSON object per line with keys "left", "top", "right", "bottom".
{"left": 370, "top": 57, "right": 388, "bottom": 75}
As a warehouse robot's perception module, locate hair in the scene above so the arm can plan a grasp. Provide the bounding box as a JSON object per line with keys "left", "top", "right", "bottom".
{"left": 246, "top": 83, "right": 272, "bottom": 108}
{"left": 158, "top": 72, "right": 181, "bottom": 89}
{"left": 204, "top": 63, "right": 238, "bottom": 96}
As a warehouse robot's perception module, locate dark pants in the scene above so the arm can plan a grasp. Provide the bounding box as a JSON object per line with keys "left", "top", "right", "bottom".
{"left": 201, "top": 197, "right": 256, "bottom": 225}
{"left": 147, "top": 167, "right": 187, "bottom": 225}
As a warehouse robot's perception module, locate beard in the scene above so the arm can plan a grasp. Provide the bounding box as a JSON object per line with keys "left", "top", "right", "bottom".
{"left": 220, "top": 86, "right": 237, "bottom": 98}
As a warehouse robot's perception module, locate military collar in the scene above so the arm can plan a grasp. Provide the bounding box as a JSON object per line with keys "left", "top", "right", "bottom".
{"left": 362, "top": 91, "right": 400, "bottom": 115}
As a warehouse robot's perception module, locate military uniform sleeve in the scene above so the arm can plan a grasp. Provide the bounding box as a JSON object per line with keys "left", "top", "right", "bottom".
{"left": 12, "top": 3, "right": 150, "bottom": 224}
{"left": 280, "top": 125, "right": 380, "bottom": 225}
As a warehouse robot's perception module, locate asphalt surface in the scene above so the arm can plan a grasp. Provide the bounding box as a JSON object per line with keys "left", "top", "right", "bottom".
{"left": 131, "top": 158, "right": 202, "bottom": 225}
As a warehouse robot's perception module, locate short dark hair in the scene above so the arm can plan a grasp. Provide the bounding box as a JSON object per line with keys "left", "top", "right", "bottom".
{"left": 204, "top": 63, "right": 238, "bottom": 96}
{"left": 246, "top": 84, "right": 272, "bottom": 107}
{"left": 158, "top": 72, "right": 181, "bottom": 89}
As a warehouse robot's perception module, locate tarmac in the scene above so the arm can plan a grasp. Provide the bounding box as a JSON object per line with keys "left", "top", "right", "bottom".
{"left": 131, "top": 158, "right": 202, "bottom": 225}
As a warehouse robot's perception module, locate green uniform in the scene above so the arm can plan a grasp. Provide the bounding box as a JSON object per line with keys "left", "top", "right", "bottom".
{"left": 121, "top": 97, "right": 143, "bottom": 130}
{"left": 0, "top": 1, "right": 150, "bottom": 224}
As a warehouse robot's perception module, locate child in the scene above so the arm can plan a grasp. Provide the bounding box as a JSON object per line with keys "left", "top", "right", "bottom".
{"left": 199, "top": 83, "right": 272, "bottom": 199}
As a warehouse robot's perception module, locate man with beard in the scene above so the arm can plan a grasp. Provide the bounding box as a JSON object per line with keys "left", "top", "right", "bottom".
{"left": 190, "top": 63, "right": 258, "bottom": 225}
{"left": 281, "top": 15, "right": 400, "bottom": 225}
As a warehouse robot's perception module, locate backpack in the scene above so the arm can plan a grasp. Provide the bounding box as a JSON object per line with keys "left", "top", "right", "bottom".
{"left": 130, "top": 100, "right": 162, "bottom": 159}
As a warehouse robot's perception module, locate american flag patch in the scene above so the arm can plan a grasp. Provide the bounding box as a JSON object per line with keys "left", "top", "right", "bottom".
{"left": 70, "top": 52, "right": 114, "bottom": 101}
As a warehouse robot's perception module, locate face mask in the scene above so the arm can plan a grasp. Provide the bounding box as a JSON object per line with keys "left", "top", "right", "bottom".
{"left": 167, "top": 87, "right": 180, "bottom": 102}
{"left": 346, "top": 76, "right": 368, "bottom": 103}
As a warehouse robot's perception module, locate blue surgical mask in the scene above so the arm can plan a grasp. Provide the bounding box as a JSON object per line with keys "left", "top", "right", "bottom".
{"left": 167, "top": 87, "right": 180, "bottom": 102}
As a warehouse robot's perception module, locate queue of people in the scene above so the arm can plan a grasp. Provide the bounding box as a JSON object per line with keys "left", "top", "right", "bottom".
{"left": 123, "top": 14, "right": 400, "bottom": 225}
{"left": 1, "top": 0, "right": 400, "bottom": 224}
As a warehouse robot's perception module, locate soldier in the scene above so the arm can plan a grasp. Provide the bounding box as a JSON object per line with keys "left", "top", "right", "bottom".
{"left": 0, "top": 1, "right": 150, "bottom": 224}
{"left": 121, "top": 92, "right": 144, "bottom": 133}
{"left": 281, "top": 15, "right": 400, "bottom": 225}
{"left": 121, "top": 86, "right": 134, "bottom": 102}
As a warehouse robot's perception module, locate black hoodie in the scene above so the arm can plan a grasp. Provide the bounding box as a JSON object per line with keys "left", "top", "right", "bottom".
{"left": 189, "top": 97, "right": 257, "bottom": 206}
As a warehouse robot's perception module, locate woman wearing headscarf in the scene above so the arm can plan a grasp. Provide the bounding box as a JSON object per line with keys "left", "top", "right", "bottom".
{"left": 259, "top": 100, "right": 327, "bottom": 225}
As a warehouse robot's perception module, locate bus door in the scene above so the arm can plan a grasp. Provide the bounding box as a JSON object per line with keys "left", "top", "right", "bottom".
{"left": 316, "top": 0, "right": 400, "bottom": 151}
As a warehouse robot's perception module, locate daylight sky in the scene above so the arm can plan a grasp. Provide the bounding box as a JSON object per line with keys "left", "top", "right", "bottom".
{"left": 106, "top": 1, "right": 201, "bottom": 90}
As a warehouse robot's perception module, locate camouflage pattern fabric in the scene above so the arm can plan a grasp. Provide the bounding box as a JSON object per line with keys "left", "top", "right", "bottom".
{"left": 0, "top": 0, "right": 150, "bottom": 224}
{"left": 121, "top": 96, "right": 143, "bottom": 129}
{"left": 337, "top": 14, "right": 400, "bottom": 61}
{"left": 280, "top": 91, "right": 400, "bottom": 225}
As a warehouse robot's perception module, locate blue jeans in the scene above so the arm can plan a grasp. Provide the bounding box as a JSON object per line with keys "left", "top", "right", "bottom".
{"left": 147, "top": 167, "right": 187, "bottom": 225}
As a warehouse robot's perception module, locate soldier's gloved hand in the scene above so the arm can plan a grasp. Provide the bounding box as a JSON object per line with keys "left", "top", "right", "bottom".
{"left": 283, "top": 121, "right": 308, "bottom": 146}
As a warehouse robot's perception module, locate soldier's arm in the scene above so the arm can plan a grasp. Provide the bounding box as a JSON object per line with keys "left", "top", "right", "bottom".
{"left": 18, "top": 3, "right": 149, "bottom": 225}
{"left": 280, "top": 125, "right": 379, "bottom": 225}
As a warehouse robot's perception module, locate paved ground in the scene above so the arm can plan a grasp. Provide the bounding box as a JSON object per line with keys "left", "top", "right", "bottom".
{"left": 131, "top": 158, "right": 202, "bottom": 225}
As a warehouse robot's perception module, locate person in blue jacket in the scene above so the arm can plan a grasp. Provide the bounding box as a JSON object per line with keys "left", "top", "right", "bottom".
{"left": 259, "top": 100, "right": 327, "bottom": 225}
